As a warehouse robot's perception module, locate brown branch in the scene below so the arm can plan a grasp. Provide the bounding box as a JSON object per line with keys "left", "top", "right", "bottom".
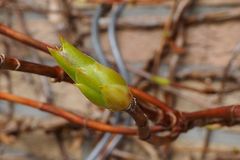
{"left": 0, "top": 23, "right": 54, "bottom": 53}
{"left": 0, "top": 92, "right": 164, "bottom": 135}
{"left": 0, "top": 55, "right": 73, "bottom": 82}
{"left": 184, "top": 105, "right": 240, "bottom": 130}
{"left": 2, "top": 90, "right": 240, "bottom": 133}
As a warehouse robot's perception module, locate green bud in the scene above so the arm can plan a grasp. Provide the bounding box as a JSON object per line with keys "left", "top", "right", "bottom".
{"left": 151, "top": 76, "right": 170, "bottom": 86}
{"left": 49, "top": 37, "right": 132, "bottom": 111}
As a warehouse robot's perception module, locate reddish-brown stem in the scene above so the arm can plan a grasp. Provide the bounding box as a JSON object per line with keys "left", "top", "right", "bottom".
{"left": 0, "top": 23, "right": 55, "bottom": 53}
{"left": 126, "top": 102, "right": 151, "bottom": 140}
{"left": 0, "top": 92, "right": 163, "bottom": 135}
{"left": 184, "top": 105, "right": 240, "bottom": 130}
{"left": 0, "top": 56, "right": 73, "bottom": 83}
{"left": 1, "top": 91, "right": 239, "bottom": 136}
{"left": 129, "top": 87, "right": 173, "bottom": 113}
{"left": 126, "top": 102, "right": 176, "bottom": 145}
{"left": 185, "top": 105, "right": 240, "bottom": 122}
{"left": 138, "top": 102, "right": 163, "bottom": 124}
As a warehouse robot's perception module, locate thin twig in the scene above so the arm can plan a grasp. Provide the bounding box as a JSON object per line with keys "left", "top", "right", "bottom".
{"left": 0, "top": 91, "right": 164, "bottom": 135}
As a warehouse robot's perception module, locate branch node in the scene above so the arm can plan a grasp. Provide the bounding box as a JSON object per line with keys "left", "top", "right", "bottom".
{"left": 37, "top": 102, "right": 45, "bottom": 110}
{"left": 53, "top": 66, "right": 64, "bottom": 82}
{"left": 13, "top": 58, "right": 21, "bottom": 70}
{"left": 126, "top": 97, "right": 137, "bottom": 111}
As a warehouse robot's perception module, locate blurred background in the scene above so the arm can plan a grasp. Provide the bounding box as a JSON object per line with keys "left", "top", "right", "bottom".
{"left": 0, "top": 0, "right": 240, "bottom": 160}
